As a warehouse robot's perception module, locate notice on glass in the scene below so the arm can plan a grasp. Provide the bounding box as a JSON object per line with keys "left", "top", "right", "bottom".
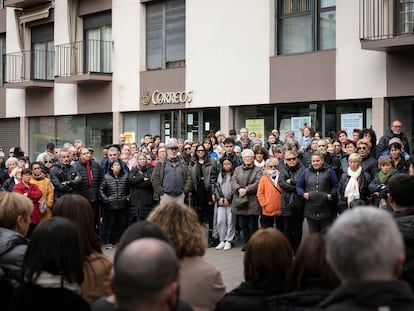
{"left": 341, "top": 113, "right": 363, "bottom": 137}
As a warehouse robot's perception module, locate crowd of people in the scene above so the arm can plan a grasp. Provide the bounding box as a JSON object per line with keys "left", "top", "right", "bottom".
{"left": 1, "top": 120, "right": 414, "bottom": 310}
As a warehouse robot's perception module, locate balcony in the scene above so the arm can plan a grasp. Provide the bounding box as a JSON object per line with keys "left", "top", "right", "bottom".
{"left": 4, "top": 49, "right": 54, "bottom": 89}
{"left": 4, "top": 0, "right": 51, "bottom": 9}
{"left": 360, "top": 0, "right": 414, "bottom": 51}
{"left": 55, "top": 39, "right": 112, "bottom": 84}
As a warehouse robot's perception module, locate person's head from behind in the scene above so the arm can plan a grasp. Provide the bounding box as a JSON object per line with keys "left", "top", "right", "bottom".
{"left": 244, "top": 228, "right": 292, "bottom": 289}
{"left": 326, "top": 207, "right": 405, "bottom": 283}
{"left": 23, "top": 217, "right": 84, "bottom": 285}
{"left": 147, "top": 202, "right": 207, "bottom": 259}
{"left": 290, "top": 233, "right": 340, "bottom": 291}
{"left": 0, "top": 192, "right": 33, "bottom": 236}
{"left": 52, "top": 194, "right": 100, "bottom": 256}
{"left": 114, "top": 220, "right": 170, "bottom": 265}
{"left": 113, "top": 238, "right": 179, "bottom": 311}
{"left": 388, "top": 173, "right": 414, "bottom": 209}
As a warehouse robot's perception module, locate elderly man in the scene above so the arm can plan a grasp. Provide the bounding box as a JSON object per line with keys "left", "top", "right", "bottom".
{"left": 377, "top": 120, "right": 410, "bottom": 158}
{"left": 113, "top": 238, "right": 181, "bottom": 311}
{"left": 151, "top": 139, "right": 192, "bottom": 204}
{"left": 319, "top": 207, "right": 414, "bottom": 310}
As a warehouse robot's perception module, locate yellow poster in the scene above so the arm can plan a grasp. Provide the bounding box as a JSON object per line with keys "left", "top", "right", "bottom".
{"left": 245, "top": 119, "right": 265, "bottom": 144}
{"left": 124, "top": 132, "right": 136, "bottom": 144}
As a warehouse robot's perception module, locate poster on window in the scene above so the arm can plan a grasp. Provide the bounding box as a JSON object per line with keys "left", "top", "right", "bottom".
{"left": 341, "top": 113, "right": 363, "bottom": 137}
{"left": 245, "top": 119, "right": 264, "bottom": 144}
{"left": 124, "top": 132, "right": 136, "bottom": 144}
{"left": 291, "top": 117, "right": 311, "bottom": 141}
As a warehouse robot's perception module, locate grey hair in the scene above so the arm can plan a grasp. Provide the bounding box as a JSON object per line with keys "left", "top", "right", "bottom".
{"left": 108, "top": 147, "right": 120, "bottom": 154}
{"left": 241, "top": 148, "right": 254, "bottom": 158}
{"left": 326, "top": 206, "right": 404, "bottom": 283}
{"left": 5, "top": 157, "right": 18, "bottom": 168}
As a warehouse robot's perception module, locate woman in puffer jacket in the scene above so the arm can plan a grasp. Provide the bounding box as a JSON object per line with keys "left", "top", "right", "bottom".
{"left": 99, "top": 160, "right": 130, "bottom": 247}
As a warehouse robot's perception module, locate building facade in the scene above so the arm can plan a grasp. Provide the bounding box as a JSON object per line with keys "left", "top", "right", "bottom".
{"left": 0, "top": 0, "right": 412, "bottom": 161}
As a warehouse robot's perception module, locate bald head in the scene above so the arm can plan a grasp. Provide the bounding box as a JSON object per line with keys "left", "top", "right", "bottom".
{"left": 114, "top": 238, "right": 179, "bottom": 310}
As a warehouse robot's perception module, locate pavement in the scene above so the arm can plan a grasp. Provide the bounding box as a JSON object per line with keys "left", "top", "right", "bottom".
{"left": 102, "top": 236, "right": 245, "bottom": 292}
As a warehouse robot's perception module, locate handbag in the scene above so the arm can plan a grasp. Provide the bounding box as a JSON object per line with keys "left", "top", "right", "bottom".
{"left": 233, "top": 168, "right": 255, "bottom": 210}
{"left": 38, "top": 199, "right": 47, "bottom": 214}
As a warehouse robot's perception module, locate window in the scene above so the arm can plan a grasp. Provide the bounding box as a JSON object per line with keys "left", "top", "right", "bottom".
{"left": 31, "top": 24, "right": 54, "bottom": 80}
{"left": 0, "top": 33, "right": 5, "bottom": 85}
{"left": 277, "top": 0, "right": 336, "bottom": 55}
{"left": 146, "top": 0, "right": 185, "bottom": 70}
{"left": 84, "top": 11, "right": 112, "bottom": 73}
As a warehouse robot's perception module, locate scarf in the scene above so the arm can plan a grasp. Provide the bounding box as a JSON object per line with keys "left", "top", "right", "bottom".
{"left": 379, "top": 168, "right": 396, "bottom": 184}
{"left": 344, "top": 166, "right": 362, "bottom": 204}
{"left": 32, "top": 271, "right": 81, "bottom": 294}
{"left": 81, "top": 159, "right": 92, "bottom": 185}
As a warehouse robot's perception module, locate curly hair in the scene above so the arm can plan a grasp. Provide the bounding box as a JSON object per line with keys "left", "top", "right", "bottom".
{"left": 147, "top": 202, "right": 207, "bottom": 259}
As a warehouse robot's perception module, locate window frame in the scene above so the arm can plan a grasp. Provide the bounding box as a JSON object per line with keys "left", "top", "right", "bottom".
{"left": 276, "top": 0, "right": 336, "bottom": 55}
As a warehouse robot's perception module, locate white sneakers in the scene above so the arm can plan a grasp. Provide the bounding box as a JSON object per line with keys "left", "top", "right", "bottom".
{"left": 223, "top": 241, "right": 232, "bottom": 251}
{"left": 216, "top": 241, "right": 232, "bottom": 251}
{"left": 216, "top": 241, "right": 225, "bottom": 250}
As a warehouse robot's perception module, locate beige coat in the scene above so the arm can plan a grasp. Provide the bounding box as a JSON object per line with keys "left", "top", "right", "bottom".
{"left": 179, "top": 256, "right": 226, "bottom": 311}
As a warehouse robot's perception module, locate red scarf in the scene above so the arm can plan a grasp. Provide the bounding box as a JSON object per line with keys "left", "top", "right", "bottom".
{"left": 81, "top": 159, "right": 93, "bottom": 185}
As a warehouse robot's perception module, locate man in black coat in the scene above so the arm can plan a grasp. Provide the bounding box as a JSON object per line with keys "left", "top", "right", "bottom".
{"left": 389, "top": 173, "right": 414, "bottom": 291}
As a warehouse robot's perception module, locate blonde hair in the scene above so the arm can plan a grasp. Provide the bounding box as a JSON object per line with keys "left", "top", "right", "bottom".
{"left": 147, "top": 202, "right": 207, "bottom": 259}
{"left": 0, "top": 192, "right": 33, "bottom": 230}
{"left": 348, "top": 153, "right": 362, "bottom": 163}
{"left": 357, "top": 138, "right": 372, "bottom": 149}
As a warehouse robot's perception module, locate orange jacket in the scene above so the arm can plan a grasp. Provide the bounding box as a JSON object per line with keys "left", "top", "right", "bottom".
{"left": 257, "top": 172, "right": 283, "bottom": 216}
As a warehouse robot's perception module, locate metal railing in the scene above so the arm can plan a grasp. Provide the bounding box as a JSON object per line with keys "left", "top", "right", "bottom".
{"left": 55, "top": 39, "right": 112, "bottom": 77}
{"left": 360, "top": 0, "right": 414, "bottom": 40}
{"left": 5, "top": 49, "right": 54, "bottom": 83}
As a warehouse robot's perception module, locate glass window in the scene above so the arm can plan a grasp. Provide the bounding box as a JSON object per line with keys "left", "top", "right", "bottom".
{"left": 29, "top": 114, "right": 112, "bottom": 162}
{"left": 146, "top": 0, "right": 185, "bottom": 70}
{"left": 277, "top": 0, "right": 336, "bottom": 55}
{"left": 234, "top": 106, "right": 276, "bottom": 141}
{"left": 31, "top": 24, "right": 54, "bottom": 80}
{"left": 0, "top": 33, "right": 5, "bottom": 85}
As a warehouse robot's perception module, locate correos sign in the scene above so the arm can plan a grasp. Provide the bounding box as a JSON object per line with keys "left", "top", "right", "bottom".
{"left": 141, "top": 89, "right": 193, "bottom": 105}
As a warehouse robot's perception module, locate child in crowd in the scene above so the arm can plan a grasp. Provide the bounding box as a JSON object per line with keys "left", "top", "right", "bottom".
{"left": 369, "top": 156, "right": 396, "bottom": 210}
{"left": 214, "top": 158, "right": 235, "bottom": 251}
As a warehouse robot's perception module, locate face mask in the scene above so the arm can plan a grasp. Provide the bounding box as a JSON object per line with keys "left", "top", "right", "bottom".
{"left": 267, "top": 169, "right": 277, "bottom": 175}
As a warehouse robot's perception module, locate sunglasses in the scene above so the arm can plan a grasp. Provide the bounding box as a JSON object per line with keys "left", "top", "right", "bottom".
{"left": 268, "top": 165, "right": 278, "bottom": 169}
{"left": 286, "top": 157, "right": 297, "bottom": 161}
{"left": 44, "top": 160, "right": 53, "bottom": 163}
{"left": 358, "top": 146, "right": 367, "bottom": 150}
{"left": 184, "top": 147, "right": 191, "bottom": 150}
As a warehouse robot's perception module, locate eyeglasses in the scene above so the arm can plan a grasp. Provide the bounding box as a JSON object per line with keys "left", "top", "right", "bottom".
{"left": 318, "top": 145, "right": 327, "bottom": 148}
{"left": 393, "top": 125, "right": 402, "bottom": 128}
{"left": 184, "top": 147, "right": 191, "bottom": 150}
{"left": 286, "top": 157, "right": 297, "bottom": 161}
{"left": 358, "top": 146, "right": 367, "bottom": 150}
{"left": 32, "top": 167, "right": 41, "bottom": 170}
{"left": 196, "top": 149, "right": 205, "bottom": 152}
{"left": 44, "top": 160, "right": 53, "bottom": 163}
{"left": 268, "top": 165, "right": 278, "bottom": 169}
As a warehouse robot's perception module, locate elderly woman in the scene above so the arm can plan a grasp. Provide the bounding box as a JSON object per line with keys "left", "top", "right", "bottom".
{"left": 147, "top": 202, "right": 225, "bottom": 311}
{"left": 357, "top": 138, "right": 378, "bottom": 181}
{"left": 337, "top": 153, "right": 371, "bottom": 213}
{"left": 216, "top": 228, "right": 292, "bottom": 311}
{"left": 256, "top": 158, "right": 283, "bottom": 229}
{"left": 5, "top": 157, "right": 18, "bottom": 178}
{"left": 279, "top": 150, "right": 306, "bottom": 253}
{"left": 231, "top": 149, "right": 263, "bottom": 250}
{"left": 296, "top": 152, "right": 338, "bottom": 234}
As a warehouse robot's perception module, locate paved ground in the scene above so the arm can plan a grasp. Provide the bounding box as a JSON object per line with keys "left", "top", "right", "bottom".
{"left": 103, "top": 220, "right": 309, "bottom": 293}
{"left": 103, "top": 237, "right": 245, "bottom": 292}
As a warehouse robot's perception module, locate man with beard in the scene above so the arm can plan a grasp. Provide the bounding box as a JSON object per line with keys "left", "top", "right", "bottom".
{"left": 151, "top": 139, "right": 192, "bottom": 204}
{"left": 50, "top": 149, "right": 82, "bottom": 201}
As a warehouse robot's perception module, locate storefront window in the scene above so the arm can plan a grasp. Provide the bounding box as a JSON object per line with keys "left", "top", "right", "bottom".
{"left": 29, "top": 113, "right": 112, "bottom": 161}
{"left": 234, "top": 105, "right": 275, "bottom": 142}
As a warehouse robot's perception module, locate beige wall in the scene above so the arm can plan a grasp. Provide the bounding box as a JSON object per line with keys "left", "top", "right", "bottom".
{"left": 77, "top": 83, "right": 112, "bottom": 114}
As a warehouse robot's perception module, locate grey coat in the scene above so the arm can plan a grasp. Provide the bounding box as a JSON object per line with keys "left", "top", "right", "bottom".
{"left": 231, "top": 164, "right": 262, "bottom": 216}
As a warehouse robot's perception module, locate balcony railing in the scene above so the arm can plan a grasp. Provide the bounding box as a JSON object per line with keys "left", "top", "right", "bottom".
{"left": 55, "top": 39, "right": 112, "bottom": 77}
{"left": 5, "top": 49, "right": 54, "bottom": 83}
{"left": 360, "top": 0, "right": 414, "bottom": 40}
